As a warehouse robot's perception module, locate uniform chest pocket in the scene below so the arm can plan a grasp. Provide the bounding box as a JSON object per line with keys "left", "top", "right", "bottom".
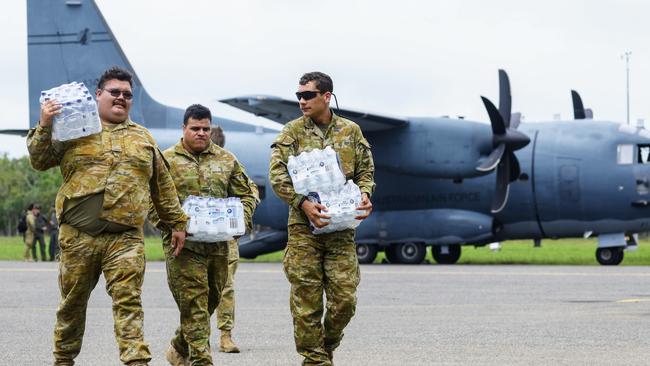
{"left": 124, "top": 139, "right": 155, "bottom": 174}
{"left": 62, "top": 134, "right": 103, "bottom": 169}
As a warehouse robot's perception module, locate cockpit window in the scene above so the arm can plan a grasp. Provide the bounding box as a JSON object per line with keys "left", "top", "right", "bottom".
{"left": 638, "top": 144, "right": 650, "bottom": 164}
{"left": 617, "top": 144, "right": 634, "bottom": 164}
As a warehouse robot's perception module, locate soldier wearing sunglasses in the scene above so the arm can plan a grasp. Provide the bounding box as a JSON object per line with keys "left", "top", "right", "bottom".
{"left": 269, "top": 72, "right": 375, "bottom": 365}
{"left": 28, "top": 66, "right": 188, "bottom": 366}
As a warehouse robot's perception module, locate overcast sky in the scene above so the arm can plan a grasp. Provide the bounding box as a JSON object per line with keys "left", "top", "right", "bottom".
{"left": 1, "top": 0, "right": 648, "bottom": 158}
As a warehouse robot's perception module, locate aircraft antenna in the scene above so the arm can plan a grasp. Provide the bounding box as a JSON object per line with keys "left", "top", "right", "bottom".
{"left": 621, "top": 51, "right": 632, "bottom": 125}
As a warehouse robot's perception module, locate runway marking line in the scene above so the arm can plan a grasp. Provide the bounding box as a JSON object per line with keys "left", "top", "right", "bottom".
{"left": 617, "top": 298, "right": 650, "bottom": 303}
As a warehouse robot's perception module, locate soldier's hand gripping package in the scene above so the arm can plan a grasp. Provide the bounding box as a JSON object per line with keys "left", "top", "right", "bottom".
{"left": 288, "top": 146, "right": 364, "bottom": 234}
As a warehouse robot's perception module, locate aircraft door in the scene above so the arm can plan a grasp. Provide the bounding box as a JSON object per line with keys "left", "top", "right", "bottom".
{"left": 559, "top": 164, "right": 580, "bottom": 203}
{"left": 634, "top": 144, "right": 650, "bottom": 195}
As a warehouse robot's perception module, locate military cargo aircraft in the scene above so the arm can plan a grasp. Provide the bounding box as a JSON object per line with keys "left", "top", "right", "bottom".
{"left": 8, "top": 0, "right": 650, "bottom": 265}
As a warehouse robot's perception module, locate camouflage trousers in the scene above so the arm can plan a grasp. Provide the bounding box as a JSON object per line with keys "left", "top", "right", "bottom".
{"left": 283, "top": 225, "right": 360, "bottom": 366}
{"left": 165, "top": 241, "right": 228, "bottom": 366}
{"left": 33, "top": 233, "right": 47, "bottom": 261}
{"left": 23, "top": 232, "right": 34, "bottom": 261}
{"left": 53, "top": 224, "right": 150, "bottom": 366}
{"left": 216, "top": 240, "right": 239, "bottom": 331}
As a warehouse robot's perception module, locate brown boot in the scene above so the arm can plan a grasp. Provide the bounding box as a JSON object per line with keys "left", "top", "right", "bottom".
{"left": 165, "top": 344, "right": 189, "bottom": 366}
{"left": 219, "top": 330, "right": 241, "bottom": 353}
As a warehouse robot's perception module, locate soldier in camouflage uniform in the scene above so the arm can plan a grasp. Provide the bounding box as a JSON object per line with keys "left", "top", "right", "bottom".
{"left": 28, "top": 67, "right": 188, "bottom": 366}
{"left": 151, "top": 104, "right": 258, "bottom": 366}
{"left": 210, "top": 126, "right": 246, "bottom": 354}
{"left": 269, "top": 72, "right": 375, "bottom": 365}
{"left": 23, "top": 204, "right": 37, "bottom": 262}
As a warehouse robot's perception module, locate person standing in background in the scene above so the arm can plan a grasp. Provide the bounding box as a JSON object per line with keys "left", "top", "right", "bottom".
{"left": 23, "top": 204, "right": 37, "bottom": 262}
{"left": 48, "top": 205, "right": 60, "bottom": 261}
{"left": 210, "top": 125, "right": 253, "bottom": 354}
{"left": 32, "top": 204, "right": 48, "bottom": 262}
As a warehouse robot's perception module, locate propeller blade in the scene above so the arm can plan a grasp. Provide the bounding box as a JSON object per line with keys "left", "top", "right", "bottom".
{"left": 509, "top": 152, "right": 521, "bottom": 182}
{"left": 477, "top": 143, "right": 505, "bottom": 172}
{"left": 481, "top": 96, "right": 506, "bottom": 135}
{"left": 571, "top": 90, "right": 586, "bottom": 119}
{"left": 498, "top": 69, "right": 512, "bottom": 128}
{"left": 510, "top": 112, "right": 521, "bottom": 129}
{"left": 492, "top": 153, "right": 511, "bottom": 213}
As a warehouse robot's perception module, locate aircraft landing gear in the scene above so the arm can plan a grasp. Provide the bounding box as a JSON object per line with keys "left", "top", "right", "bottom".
{"left": 356, "top": 243, "right": 378, "bottom": 264}
{"left": 595, "top": 247, "right": 624, "bottom": 265}
{"left": 385, "top": 242, "right": 426, "bottom": 264}
{"left": 432, "top": 244, "right": 461, "bottom": 264}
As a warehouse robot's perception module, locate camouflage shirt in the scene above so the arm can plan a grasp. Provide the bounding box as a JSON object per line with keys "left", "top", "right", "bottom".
{"left": 151, "top": 140, "right": 259, "bottom": 243}
{"left": 269, "top": 112, "right": 375, "bottom": 226}
{"left": 27, "top": 120, "right": 188, "bottom": 232}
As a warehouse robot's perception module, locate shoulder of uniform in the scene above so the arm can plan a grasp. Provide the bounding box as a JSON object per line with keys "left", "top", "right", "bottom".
{"left": 334, "top": 114, "right": 360, "bottom": 129}
{"left": 210, "top": 143, "right": 235, "bottom": 159}
{"left": 165, "top": 141, "right": 187, "bottom": 158}
{"left": 162, "top": 146, "right": 176, "bottom": 159}
{"left": 128, "top": 121, "right": 157, "bottom": 142}
{"left": 284, "top": 117, "right": 306, "bottom": 132}
{"left": 272, "top": 119, "right": 303, "bottom": 146}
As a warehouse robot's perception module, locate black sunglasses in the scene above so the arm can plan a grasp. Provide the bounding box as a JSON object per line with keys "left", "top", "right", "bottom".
{"left": 103, "top": 88, "right": 133, "bottom": 100}
{"left": 295, "top": 90, "right": 321, "bottom": 101}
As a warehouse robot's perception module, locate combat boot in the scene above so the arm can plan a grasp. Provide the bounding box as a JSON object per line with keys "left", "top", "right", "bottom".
{"left": 326, "top": 348, "right": 334, "bottom": 366}
{"left": 165, "top": 344, "right": 189, "bottom": 366}
{"left": 219, "top": 330, "right": 241, "bottom": 353}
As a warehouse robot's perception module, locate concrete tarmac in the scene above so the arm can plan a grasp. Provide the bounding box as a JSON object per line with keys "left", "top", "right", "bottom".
{"left": 2, "top": 261, "right": 650, "bottom": 365}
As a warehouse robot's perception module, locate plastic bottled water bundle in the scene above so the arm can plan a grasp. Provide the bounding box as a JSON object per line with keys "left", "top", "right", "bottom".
{"left": 287, "top": 146, "right": 345, "bottom": 195}
{"left": 309, "top": 180, "right": 365, "bottom": 235}
{"left": 40, "top": 82, "right": 101, "bottom": 141}
{"left": 182, "top": 195, "right": 246, "bottom": 242}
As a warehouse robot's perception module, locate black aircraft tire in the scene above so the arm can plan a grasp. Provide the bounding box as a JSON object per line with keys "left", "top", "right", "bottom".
{"left": 356, "top": 243, "right": 378, "bottom": 264}
{"left": 432, "top": 244, "right": 462, "bottom": 264}
{"left": 385, "top": 242, "right": 426, "bottom": 264}
{"left": 596, "top": 247, "right": 624, "bottom": 265}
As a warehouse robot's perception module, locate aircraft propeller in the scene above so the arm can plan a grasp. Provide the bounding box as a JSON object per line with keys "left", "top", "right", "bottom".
{"left": 476, "top": 69, "right": 530, "bottom": 213}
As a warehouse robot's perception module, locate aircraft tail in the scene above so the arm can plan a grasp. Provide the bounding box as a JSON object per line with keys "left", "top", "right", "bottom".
{"left": 27, "top": 0, "right": 180, "bottom": 128}
{"left": 26, "top": 0, "right": 259, "bottom": 133}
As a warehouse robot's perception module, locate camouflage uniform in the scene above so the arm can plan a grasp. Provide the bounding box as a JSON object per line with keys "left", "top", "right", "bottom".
{"left": 152, "top": 140, "right": 258, "bottom": 366}
{"left": 216, "top": 239, "right": 239, "bottom": 332}
{"left": 27, "top": 120, "right": 188, "bottom": 366}
{"left": 24, "top": 211, "right": 36, "bottom": 261}
{"left": 269, "top": 112, "right": 375, "bottom": 365}
{"left": 33, "top": 212, "right": 48, "bottom": 261}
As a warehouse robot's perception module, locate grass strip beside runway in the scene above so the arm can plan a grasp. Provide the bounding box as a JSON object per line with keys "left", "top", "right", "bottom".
{"left": 2, "top": 236, "right": 650, "bottom": 265}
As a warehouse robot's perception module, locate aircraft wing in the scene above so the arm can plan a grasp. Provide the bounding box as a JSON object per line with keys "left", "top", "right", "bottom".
{"left": 0, "top": 129, "right": 29, "bottom": 137}
{"left": 220, "top": 95, "right": 408, "bottom": 132}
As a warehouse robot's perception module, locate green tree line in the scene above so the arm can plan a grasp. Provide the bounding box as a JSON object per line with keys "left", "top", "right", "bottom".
{"left": 0, "top": 154, "right": 61, "bottom": 235}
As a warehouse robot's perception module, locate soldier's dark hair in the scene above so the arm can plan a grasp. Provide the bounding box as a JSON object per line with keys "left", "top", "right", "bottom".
{"left": 97, "top": 66, "right": 133, "bottom": 90}
{"left": 183, "top": 104, "right": 212, "bottom": 125}
{"left": 299, "top": 72, "right": 333, "bottom": 93}
{"left": 210, "top": 125, "right": 226, "bottom": 147}
{"left": 27, "top": 203, "right": 34, "bottom": 210}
